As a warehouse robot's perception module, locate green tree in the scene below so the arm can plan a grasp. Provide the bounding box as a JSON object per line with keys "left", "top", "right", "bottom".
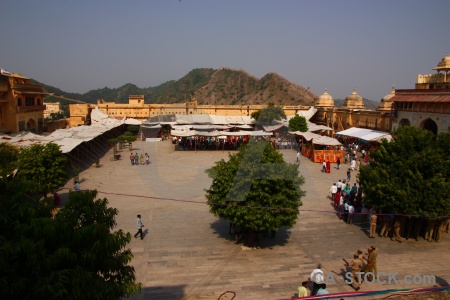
{"left": 205, "top": 139, "right": 305, "bottom": 245}
{"left": 45, "top": 111, "right": 66, "bottom": 122}
{"left": 127, "top": 125, "right": 140, "bottom": 135}
{"left": 251, "top": 110, "right": 261, "bottom": 121}
{"left": 0, "top": 182, "right": 141, "bottom": 299}
{"left": 0, "top": 143, "right": 19, "bottom": 176}
{"left": 289, "top": 115, "right": 308, "bottom": 132}
{"left": 359, "top": 127, "right": 450, "bottom": 218}
{"left": 17, "top": 142, "right": 68, "bottom": 196}
{"left": 256, "top": 103, "right": 287, "bottom": 124}
{"left": 108, "top": 132, "right": 137, "bottom": 148}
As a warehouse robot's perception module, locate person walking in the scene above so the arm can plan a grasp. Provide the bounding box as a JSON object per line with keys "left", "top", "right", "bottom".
{"left": 370, "top": 211, "right": 377, "bottom": 238}
{"left": 364, "top": 247, "right": 376, "bottom": 281}
{"left": 347, "top": 254, "right": 362, "bottom": 290}
{"left": 347, "top": 203, "right": 355, "bottom": 225}
{"left": 425, "top": 219, "right": 437, "bottom": 242}
{"left": 391, "top": 219, "right": 404, "bottom": 243}
{"left": 380, "top": 215, "right": 392, "bottom": 238}
{"left": 309, "top": 263, "right": 325, "bottom": 296}
{"left": 296, "top": 151, "right": 300, "bottom": 163}
{"left": 337, "top": 157, "right": 341, "bottom": 170}
{"left": 74, "top": 181, "right": 81, "bottom": 192}
{"left": 145, "top": 153, "right": 150, "bottom": 165}
{"left": 134, "top": 152, "right": 139, "bottom": 165}
{"left": 130, "top": 153, "right": 134, "bottom": 165}
{"left": 329, "top": 183, "right": 337, "bottom": 201}
{"left": 134, "top": 214, "right": 144, "bottom": 240}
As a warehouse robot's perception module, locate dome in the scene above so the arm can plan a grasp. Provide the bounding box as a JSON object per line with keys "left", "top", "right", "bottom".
{"left": 315, "top": 89, "right": 335, "bottom": 107}
{"left": 377, "top": 87, "right": 395, "bottom": 111}
{"left": 433, "top": 55, "right": 450, "bottom": 71}
{"left": 381, "top": 86, "right": 395, "bottom": 102}
{"left": 343, "top": 89, "right": 365, "bottom": 109}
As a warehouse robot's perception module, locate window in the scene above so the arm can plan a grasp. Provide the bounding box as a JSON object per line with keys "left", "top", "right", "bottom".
{"left": 25, "top": 97, "right": 34, "bottom": 106}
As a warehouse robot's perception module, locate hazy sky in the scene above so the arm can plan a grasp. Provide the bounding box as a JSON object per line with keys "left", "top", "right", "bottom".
{"left": 1, "top": 0, "right": 449, "bottom": 101}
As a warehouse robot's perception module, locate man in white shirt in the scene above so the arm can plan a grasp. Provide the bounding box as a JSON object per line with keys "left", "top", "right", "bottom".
{"left": 74, "top": 181, "right": 80, "bottom": 192}
{"left": 134, "top": 214, "right": 144, "bottom": 240}
{"left": 336, "top": 180, "right": 342, "bottom": 193}
{"left": 329, "top": 183, "right": 337, "bottom": 201}
{"left": 347, "top": 204, "right": 355, "bottom": 225}
{"left": 310, "top": 264, "right": 325, "bottom": 295}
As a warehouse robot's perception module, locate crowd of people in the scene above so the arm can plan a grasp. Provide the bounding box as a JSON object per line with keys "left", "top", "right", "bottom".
{"left": 328, "top": 147, "right": 450, "bottom": 243}
{"left": 297, "top": 245, "right": 379, "bottom": 297}
{"left": 174, "top": 135, "right": 251, "bottom": 151}
{"left": 173, "top": 134, "right": 301, "bottom": 151}
{"left": 129, "top": 152, "right": 150, "bottom": 165}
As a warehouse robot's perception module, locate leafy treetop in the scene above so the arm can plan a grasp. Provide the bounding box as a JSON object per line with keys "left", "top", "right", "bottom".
{"left": 205, "top": 138, "right": 305, "bottom": 239}
{"left": 359, "top": 127, "right": 450, "bottom": 217}
{"left": 251, "top": 103, "right": 287, "bottom": 124}
{"left": 17, "top": 142, "right": 68, "bottom": 196}
{"left": 288, "top": 115, "right": 308, "bottom": 132}
{"left": 0, "top": 182, "right": 141, "bottom": 299}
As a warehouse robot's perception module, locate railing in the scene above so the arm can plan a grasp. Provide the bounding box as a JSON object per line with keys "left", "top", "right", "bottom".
{"left": 17, "top": 105, "right": 46, "bottom": 113}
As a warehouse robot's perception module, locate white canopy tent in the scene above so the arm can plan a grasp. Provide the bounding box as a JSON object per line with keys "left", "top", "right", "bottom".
{"left": 289, "top": 131, "right": 342, "bottom": 146}
{"left": 335, "top": 127, "right": 392, "bottom": 142}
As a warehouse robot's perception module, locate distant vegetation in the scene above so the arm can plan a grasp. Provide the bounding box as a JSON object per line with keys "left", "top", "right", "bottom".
{"left": 33, "top": 68, "right": 379, "bottom": 108}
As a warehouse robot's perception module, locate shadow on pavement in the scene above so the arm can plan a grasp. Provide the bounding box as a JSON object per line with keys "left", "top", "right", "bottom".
{"left": 209, "top": 219, "right": 292, "bottom": 248}
{"left": 128, "top": 284, "right": 186, "bottom": 300}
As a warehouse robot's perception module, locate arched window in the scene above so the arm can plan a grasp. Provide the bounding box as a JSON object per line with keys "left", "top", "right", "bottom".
{"left": 420, "top": 118, "right": 438, "bottom": 135}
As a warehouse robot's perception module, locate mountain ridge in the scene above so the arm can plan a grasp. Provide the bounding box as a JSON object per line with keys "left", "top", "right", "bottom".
{"left": 32, "top": 68, "right": 379, "bottom": 109}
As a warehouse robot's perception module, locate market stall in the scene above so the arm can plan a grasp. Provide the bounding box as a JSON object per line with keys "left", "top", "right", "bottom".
{"left": 289, "top": 131, "right": 343, "bottom": 163}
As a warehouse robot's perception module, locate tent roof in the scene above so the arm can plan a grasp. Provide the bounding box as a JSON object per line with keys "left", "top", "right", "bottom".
{"left": 262, "top": 124, "right": 287, "bottom": 132}
{"left": 209, "top": 115, "right": 228, "bottom": 124}
{"left": 1, "top": 107, "right": 123, "bottom": 153}
{"left": 225, "top": 116, "right": 245, "bottom": 124}
{"left": 335, "top": 127, "right": 392, "bottom": 142}
{"left": 241, "top": 116, "right": 255, "bottom": 125}
{"left": 191, "top": 114, "right": 212, "bottom": 124}
{"left": 124, "top": 118, "right": 142, "bottom": 125}
{"left": 289, "top": 131, "right": 342, "bottom": 146}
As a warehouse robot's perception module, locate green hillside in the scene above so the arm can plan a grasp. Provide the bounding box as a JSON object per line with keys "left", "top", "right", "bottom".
{"left": 31, "top": 68, "right": 379, "bottom": 108}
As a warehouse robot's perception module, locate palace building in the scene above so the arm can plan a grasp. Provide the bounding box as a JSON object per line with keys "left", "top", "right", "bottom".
{"left": 390, "top": 55, "right": 450, "bottom": 134}
{"left": 65, "top": 55, "right": 450, "bottom": 135}
{"left": 310, "top": 88, "right": 394, "bottom": 133}
{"left": 0, "top": 68, "right": 50, "bottom": 133}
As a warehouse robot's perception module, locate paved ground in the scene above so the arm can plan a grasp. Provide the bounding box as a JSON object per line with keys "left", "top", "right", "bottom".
{"left": 62, "top": 139, "right": 450, "bottom": 300}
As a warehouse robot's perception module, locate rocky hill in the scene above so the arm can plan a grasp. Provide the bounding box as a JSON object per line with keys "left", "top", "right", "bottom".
{"left": 193, "top": 68, "right": 317, "bottom": 106}
{"left": 33, "top": 68, "right": 379, "bottom": 108}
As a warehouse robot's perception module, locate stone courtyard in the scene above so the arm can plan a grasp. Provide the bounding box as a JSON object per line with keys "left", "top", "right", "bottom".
{"left": 61, "top": 139, "right": 450, "bottom": 300}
